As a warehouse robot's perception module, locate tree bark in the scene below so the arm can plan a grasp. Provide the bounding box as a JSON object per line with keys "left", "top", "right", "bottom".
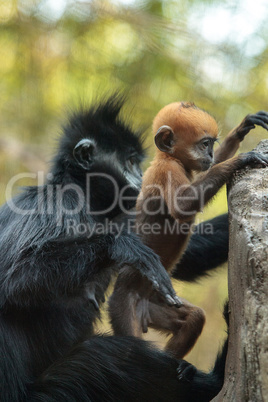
{"left": 213, "top": 140, "right": 268, "bottom": 402}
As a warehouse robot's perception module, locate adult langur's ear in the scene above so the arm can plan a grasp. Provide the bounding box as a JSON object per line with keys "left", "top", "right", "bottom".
{"left": 73, "top": 139, "right": 95, "bottom": 170}
{"left": 154, "top": 125, "right": 175, "bottom": 153}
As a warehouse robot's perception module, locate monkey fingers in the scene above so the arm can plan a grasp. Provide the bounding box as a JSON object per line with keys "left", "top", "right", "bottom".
{"left": 237, "top": 111, "right": 268, "bottom": 140}
{"left": 136, "top": 297, "right": 152, "bottom": 333}
{"left": 138, "top": 265, "right": 183, "bottom": 308}
{"left": 84, "top": 282, "right": 104, "bottom": 311}
{"left": 240, "top": 151, "right": 268, "bottom": 168}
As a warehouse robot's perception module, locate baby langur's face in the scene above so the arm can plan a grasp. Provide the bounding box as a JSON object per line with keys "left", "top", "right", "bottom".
{"left": 190, "top": 136, "right": 217, "bottom": 172}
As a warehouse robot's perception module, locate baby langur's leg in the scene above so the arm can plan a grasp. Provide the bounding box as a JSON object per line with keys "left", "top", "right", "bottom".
{"left": 147, "top": 296, "right": 206, "bottom": 359}
{"left": 109, "top": 266, "right": 181, "bottom": 337}
{"left": 109, "top": 290, "right": 140, "bottom": 336}
{"left": 109, "top": 266, "right": 154, "bottom": 336}
{"left": 109, "top": 267, "right": 204, "bottom": 360}
{"left": 109, "top": 286, "right": 205, "bottom": 359}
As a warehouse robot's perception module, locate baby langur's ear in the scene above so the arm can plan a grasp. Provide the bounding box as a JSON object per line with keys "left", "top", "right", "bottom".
{"left": 154, "top": 125, "right": 175, "bottom": 153}
{"left": 73, "top": 139, "right": 95, "bottom": 170}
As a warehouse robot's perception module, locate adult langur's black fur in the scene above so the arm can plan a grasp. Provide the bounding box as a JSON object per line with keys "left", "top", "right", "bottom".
{"left": 0, "top": 96, "right": 228, "bottom": 401}
{"left": 173, "top": 213, "right": 229, "bottom": 282}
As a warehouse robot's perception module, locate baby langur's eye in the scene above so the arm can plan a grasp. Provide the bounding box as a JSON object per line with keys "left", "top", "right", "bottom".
{"left": 202, "top": 140, "right": 210, "bottom": 148}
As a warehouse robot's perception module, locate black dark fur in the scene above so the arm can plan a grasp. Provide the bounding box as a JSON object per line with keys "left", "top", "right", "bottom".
{"left": 172, "top": 214, "right": 229, "bottom": 281}
{"left": 0, "top": 96, "right": 227, "bottom": 401}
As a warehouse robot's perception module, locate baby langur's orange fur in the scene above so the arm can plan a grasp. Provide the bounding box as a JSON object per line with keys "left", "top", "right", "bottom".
{"left": 109, "top": 102, "right": 268, "bottom": 359}
{"left": 137, "top": 103, "right": 219, "bottom": 269}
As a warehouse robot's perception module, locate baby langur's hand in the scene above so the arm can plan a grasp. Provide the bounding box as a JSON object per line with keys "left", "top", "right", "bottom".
{"left": 235, "top": 111, "right": 268, "bottom": 140}
{"left": 238, "top": 151, "right": 268, "bottom": 169}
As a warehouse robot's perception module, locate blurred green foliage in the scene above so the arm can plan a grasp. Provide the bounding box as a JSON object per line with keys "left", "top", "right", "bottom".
{"left": 0, "top": 0, "right": 267, "bottom": 370}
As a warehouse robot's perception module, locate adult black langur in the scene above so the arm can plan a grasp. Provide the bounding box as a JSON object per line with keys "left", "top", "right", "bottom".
{"left": 1, "top": 95, "right": 226, "bottom": 402}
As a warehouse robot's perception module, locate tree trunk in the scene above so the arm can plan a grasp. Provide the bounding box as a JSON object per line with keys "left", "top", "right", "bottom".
{"left": 213, "top": 140, "right": 268, "bottom": 402}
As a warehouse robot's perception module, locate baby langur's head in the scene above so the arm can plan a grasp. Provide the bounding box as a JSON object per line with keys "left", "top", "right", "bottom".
{"left": 153, "top": 102, "right": 218, "bottom": 172}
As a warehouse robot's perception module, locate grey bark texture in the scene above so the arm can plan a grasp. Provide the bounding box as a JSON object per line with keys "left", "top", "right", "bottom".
{"left": 212, "top": 140, "right": 268, "bottom": 402}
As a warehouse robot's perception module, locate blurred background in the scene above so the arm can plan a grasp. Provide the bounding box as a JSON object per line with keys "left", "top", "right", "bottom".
{"left": 0, "top": 0, "right": 267, "bottom": 370}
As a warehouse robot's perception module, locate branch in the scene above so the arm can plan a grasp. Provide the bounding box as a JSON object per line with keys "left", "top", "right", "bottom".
{"left": 213, "top": 140, "right": 268, "bottom": 401}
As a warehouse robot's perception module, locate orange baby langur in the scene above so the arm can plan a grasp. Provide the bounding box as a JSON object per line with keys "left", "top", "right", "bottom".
{"left": 109, "top": 102, "right": 268, "bottom": 359}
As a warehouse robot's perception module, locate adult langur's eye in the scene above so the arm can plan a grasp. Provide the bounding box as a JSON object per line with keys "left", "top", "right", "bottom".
{"left": 129, "top": 156, "right": 136, "bottom": 166}
{"left": 203, "top": 140, "right": 209, "bottom": 148}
